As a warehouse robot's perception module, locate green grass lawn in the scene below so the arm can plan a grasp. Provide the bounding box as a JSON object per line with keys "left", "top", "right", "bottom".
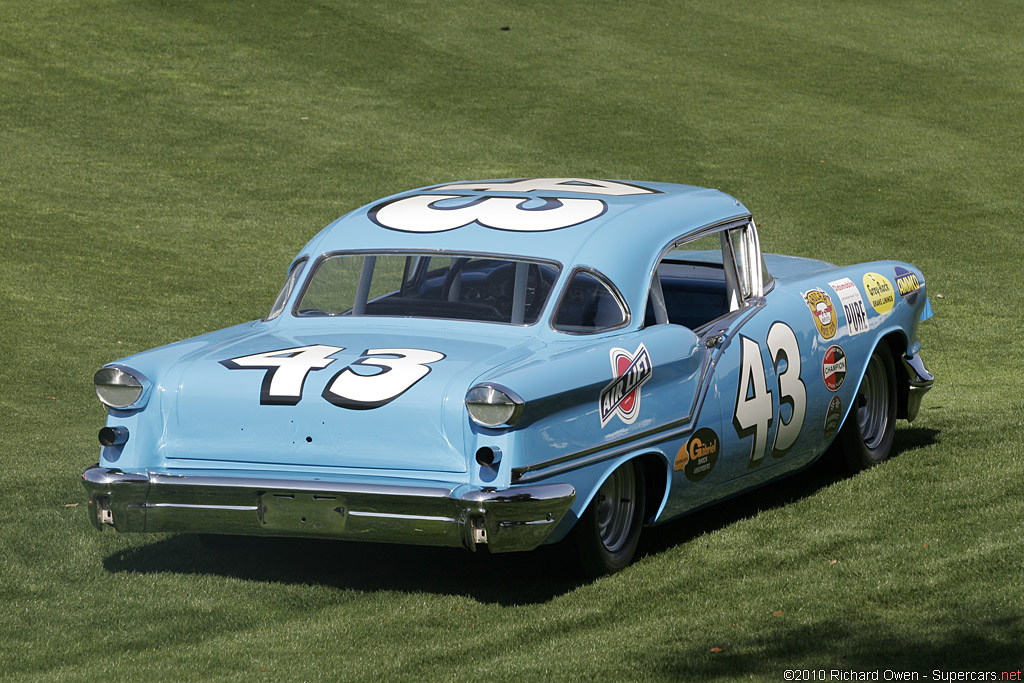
{"left": 2, "top": 1, "right": 1022, "bottom": 679}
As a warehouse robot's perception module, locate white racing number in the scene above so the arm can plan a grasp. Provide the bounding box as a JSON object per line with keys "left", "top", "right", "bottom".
{"left": 220, "top": 345, "right": 342, "bottom": 406}
{"left": 732, "top": 322, "right": 806, "bottom": 466}
{"left": 369, "top": 178, "right": 657, "bottom": 234}
{"left": 323, "top": 348, "right": 446, "bottom": 409}
{"left": 222, "top": 345, "right": 444, "bottom": 409}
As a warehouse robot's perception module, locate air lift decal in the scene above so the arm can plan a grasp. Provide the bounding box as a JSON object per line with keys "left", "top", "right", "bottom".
{"left": 370, "top": 178, "right": 658, "bottom": 234}
{"left": 599, "top": 343, "right": 653, "bottom": 427}
{"left": 221, "top": 345, "right": 445, "bottom": 409}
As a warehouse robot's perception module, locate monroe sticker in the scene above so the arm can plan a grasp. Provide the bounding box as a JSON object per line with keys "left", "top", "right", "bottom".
{"left": 822, "top": 345, "right": 847, "bottom": 392}
{"left": 894, "top": 266, "right": 922, "bottom": 305}
{"left": 824, "top": 395, "right": 843, "bottom": 440}
{"left": 599, "top": 343, "right": 653, "bottom": 427}
{"left": 803, "top": 289, "right": 838, "bottom": 340}
{"left": 828, "top": 277, "right": 869, "bottom": 336}
{"left": 863, "top": 272, "right": 895, "bottom": 314}
{"left": 675, "top": 428, "right": 720, "bottom": 482}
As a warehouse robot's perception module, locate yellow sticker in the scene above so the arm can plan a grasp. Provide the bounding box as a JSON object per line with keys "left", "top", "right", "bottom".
{"left": 862, "top": 272, "right": 895, "bottom": 314}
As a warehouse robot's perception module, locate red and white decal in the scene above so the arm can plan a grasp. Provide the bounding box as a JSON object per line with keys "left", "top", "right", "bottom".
{"left": 599, "top": 343, "right": 653, "bottom": 427}
{"left": 822, "top": 344, "right": 847, "bottom": 392}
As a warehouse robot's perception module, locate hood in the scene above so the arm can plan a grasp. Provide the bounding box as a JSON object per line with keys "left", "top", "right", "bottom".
{"left": 143, "top": 321, "right": 536, "bottom": 474}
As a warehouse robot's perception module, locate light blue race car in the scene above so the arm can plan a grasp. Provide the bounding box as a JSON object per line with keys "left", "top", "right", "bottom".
{"left": 83, "top": 178, "right": 934, "bottom": 575}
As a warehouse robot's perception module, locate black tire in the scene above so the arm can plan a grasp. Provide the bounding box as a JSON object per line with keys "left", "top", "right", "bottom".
{"left": 837, "top": 343, "right": 897, "bottom": 472}
{"left": 570, "top": 460, "right": 645, "bottom": 576}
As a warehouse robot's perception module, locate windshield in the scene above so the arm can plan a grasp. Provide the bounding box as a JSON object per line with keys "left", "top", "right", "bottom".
{"left": 294, "top": 252, "right": 561, "bottom": 325}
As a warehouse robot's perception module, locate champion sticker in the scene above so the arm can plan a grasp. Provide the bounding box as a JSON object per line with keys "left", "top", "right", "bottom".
{"left": 824, "top": 395, "right": 843, "bottom": 440}
{"left": 822, "top": 345, "right": 847, "bottom": 392}
{"left": 863, "top": 272, "right": 895, "bottom": 315}
{"left": 599, "top": 343, "right": 653, "bottom": 427}
{"left": 803, "top": 289, "right": 838, "bottom": 340}
{"left": 675, "top": 428, "right": 720, "bottom": 482}
{"left": 828, "top": 277, "right": 869, "bottom": 336}
{"left": 894, "top": 266, "right": 922, "bottom": 305}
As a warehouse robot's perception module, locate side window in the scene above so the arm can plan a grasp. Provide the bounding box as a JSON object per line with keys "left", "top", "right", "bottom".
{"left": 553, "top": 269, "right": 628, "bottom": 333}
{"left": 645, "top": 227, "right": 755, "bottom": 330}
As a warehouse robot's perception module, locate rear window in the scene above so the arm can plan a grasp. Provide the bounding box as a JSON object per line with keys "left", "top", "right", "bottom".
{"left": 295, "top": 252, "right": 560, "bottom": 325}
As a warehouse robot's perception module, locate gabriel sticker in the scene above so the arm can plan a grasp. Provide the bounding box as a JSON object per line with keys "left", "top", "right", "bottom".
{"left": 822, "top": 345, "right": 847, "bottom": 392}
{"left": 804, "top": 289, "right": 838, "bottom": 339}
{"left": 894, "top": 266, "right": 922, "bottom": 305}
{"left": 599, "top": 343, "right": 653, "bottom": 427}
{"left": 863, "top": 272, "right": 895, "bottom": 314}
{"left": 828, "top": 277, "right": 869, "bottom": 336}
{"left": 675, "top": 428, "right": 720, "bottom": 481}
{"left": 824, "top": 395, "right": 843, "bottom": 440}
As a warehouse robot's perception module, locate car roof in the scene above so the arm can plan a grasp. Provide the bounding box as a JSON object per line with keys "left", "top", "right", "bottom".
{"left": 298, "top": 178, "right": 752, "bottom": 295}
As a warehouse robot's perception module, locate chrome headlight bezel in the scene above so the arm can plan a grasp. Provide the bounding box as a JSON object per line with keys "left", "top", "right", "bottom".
{"left": 465, "top": 383, "right": 524, "bottom": 428}
{"left": 94, "top": 365, "right": 149, "bottom": 410}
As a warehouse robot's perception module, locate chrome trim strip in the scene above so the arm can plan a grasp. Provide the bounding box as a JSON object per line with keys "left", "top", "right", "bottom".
{"left": 347, "top": 511, "right": 457, "bottom": 522}
{"left": 148, "top": 503, "right": 259, "bottom": 512}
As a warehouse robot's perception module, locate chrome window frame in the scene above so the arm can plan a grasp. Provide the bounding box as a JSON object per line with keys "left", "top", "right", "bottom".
{"left": 642, "top": 217, "right": 776, "bottom": 333}
{"left": 264, "top": 257, "right": 308, "bottom": 322}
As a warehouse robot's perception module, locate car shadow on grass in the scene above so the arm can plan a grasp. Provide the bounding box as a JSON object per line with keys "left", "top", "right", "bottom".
{"left": 102, "top": 427, "right": 939, "bottom": 606}
{"left": 638, "top": 426, "right": 940, "bottom": 559}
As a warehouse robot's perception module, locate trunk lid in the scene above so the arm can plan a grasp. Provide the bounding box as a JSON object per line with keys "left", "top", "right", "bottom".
{"left": 155, "top": 322, "right": 533, "bottom": 474}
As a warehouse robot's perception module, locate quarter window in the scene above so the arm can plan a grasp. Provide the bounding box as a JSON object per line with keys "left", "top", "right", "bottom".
{"left": 553, "top": 269, "right": 628, "bottom": 333}
{"left": 265, "top": 258, "right": 307, "bottom": 321}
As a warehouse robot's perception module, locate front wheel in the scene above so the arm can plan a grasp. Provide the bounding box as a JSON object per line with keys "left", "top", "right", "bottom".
{"left": 570, "top": 460, "right": 645, "bottom": 576}
{"left": 836, "top": 343, "right": 897, "bottom": 471}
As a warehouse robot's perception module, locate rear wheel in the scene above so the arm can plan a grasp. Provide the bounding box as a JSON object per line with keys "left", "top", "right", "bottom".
{"left": 571, "top": 460, "right": 645, "bottom": 576}
{"left": 837, "top": 343, "right": 897, "bottom": 471}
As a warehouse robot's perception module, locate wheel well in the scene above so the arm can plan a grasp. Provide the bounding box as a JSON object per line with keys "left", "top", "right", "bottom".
{"left": 635, "top": 452, "right": 669, "bottom": 524}
{"left": 881, "top": 332, "right": 911, "bottom": 420}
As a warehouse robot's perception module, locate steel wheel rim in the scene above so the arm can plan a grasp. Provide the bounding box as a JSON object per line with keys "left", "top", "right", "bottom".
{"left": 857, "top": 353, "right": 890, "bottom": 450}
{"left": 595, "top": 465, "right": 636, "bottom": 552}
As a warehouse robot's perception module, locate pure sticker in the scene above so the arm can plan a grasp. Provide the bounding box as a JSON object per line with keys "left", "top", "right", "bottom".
{"left": 828, "top": 277, "right": 869, "bottom": 335}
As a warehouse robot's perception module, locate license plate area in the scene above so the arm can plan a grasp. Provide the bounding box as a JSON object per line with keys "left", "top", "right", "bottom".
{"left": 258, "top": 492, "right": 347, "bottom": 534}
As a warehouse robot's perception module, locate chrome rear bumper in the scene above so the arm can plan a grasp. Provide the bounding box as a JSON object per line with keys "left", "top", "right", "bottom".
{"left": 81, "top": 467, "right": 575, "bottom": 553}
